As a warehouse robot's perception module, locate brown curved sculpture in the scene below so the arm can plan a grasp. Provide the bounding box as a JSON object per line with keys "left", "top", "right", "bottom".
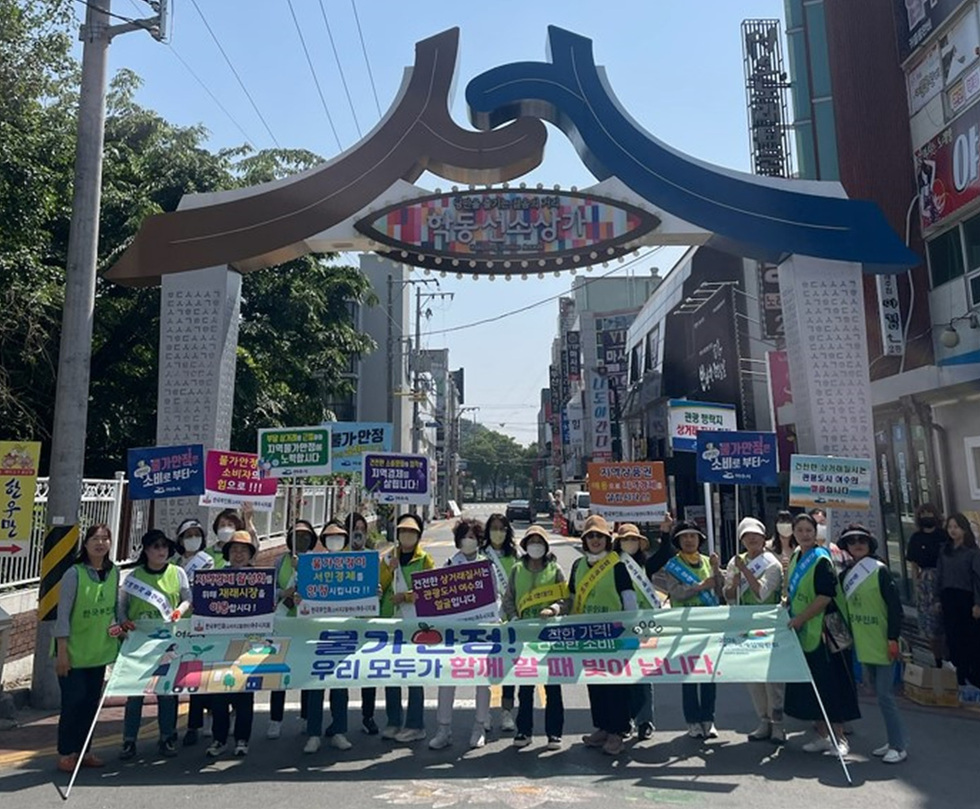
{"left": 105, "top": 28, "right": 547, "bottom": 287}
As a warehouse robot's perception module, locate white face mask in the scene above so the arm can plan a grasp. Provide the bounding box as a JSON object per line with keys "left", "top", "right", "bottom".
{"left": 621, "top": 539, "right": 640, "bottom": 556}
{"left": 182, "top": 535, "right": 204, "bottom": 554}
{"left": 526, "top": 543, "right": 547, "bottom": 560}
{"left": 460, "top": 537, "right": 479, "bottom": 555}
{"left": 489, "top": 529, "right": 507, "bottom": 547}
{"left": 586, "top": 550, "right": 608, "bottom": 564}
{"left": 776, "top": 523, "right": 793, "bottom": 538}
{"left": 351, "top": 531, "right": 366, "bottom": 550}
{"left": 216, "top": 526, "right": 235, "bottom": 547}
{"left": 325, "top": 536, "right": 346, "bottom": 552}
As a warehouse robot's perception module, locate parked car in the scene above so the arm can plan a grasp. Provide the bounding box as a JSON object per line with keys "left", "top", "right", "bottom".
{"left": 566, "top": 491, "right": 591, "bottom": 536}
{"left": 505, "top": 499, "right": 533, "bottom": 522}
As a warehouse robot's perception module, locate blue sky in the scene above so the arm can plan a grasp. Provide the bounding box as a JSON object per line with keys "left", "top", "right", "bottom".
{"left": 92, "top": 0, "right": 787, "bottom": 445}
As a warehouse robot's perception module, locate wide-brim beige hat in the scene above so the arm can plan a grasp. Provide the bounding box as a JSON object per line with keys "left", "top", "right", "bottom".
{"left": 581, "top": 514, "right": 613, "bottom": 539}
{"left": 520, "top": 524, "right": 551, "bottom": 550}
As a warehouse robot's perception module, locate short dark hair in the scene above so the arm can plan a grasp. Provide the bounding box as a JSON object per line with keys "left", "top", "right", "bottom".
{"left": 346, "top": 512, "right": 368, "bottom": 534}
{"left": 212, "top": 509, "right": 244, "bottom": 535}
{"left": 78, "top": 524, "right": 113, "bottom": 571}
{"left": 453, "top": 518, "right": 484, "bottom": 548}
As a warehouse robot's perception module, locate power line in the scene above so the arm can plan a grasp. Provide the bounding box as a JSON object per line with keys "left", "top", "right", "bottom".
{"left": 189, "top": 0, "right": 281, "bottom": 148}
{"left": 318, "top": 0, "right": 362, "bottom": 138}
{"left": 422, "top": 249, "right": 662, "bottom": 338}
{"left": 350, "top": 0, "right": 383, "bottom": 119}
{"left": 286, "top": 0, "right": 342, "bottom": 152}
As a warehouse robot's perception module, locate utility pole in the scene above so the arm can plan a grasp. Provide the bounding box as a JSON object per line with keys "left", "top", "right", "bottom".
{"left": 32, "top": 0, "right": 166, "bottom": 709}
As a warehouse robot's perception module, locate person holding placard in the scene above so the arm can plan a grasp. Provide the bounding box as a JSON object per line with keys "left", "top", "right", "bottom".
{"left": 568, "top": 515, "right": 637, "bottom": 757}
{"left": 206, "top": 530, "right": 260, "bottom": 758}
{"left": 53, "top": 524, "right": 120, "bottom": 773}
{"left": 429, "top": 518, "right": 494, "bottom": 750}
{"left": 724, "top": 517, "right": 785, "bottom": 743}
{"left": 664, "top": 520, "right": 724, "bottom": 740}
{"left": 613, "top": 523, "right": 660, "bottom": 743}
{"left": 784, "top": 513, "right": 859, "bottom": 756}
{"left": 118, "top": 529, "right": 191, "bottom": 761}
{"left": 302, "top": 520, "right": 356, "bottom": 754}
{"left": 347, "top": 511, "right": 382, "bottom": 735}
{"left": 483, "top": 512, "right": 519, "bottom": 733}
{"left": 837, "top": 525, "right": 907, "bottom": 764}
{"left": 379, "top": 513, "right": 433, "bottom": 743}
{"left": 502, "top": 525, "right": 567, "bottom": 749}
{"left": 174, "top": 518, "right": 215, "bottom": 748}
{"left": 266, "top": 519, "right": 319, "bottom": 741}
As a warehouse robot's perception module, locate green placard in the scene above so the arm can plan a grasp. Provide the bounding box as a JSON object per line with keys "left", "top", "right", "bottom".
{"left": 257, "top": 426, "right": 332, "bottom": 478}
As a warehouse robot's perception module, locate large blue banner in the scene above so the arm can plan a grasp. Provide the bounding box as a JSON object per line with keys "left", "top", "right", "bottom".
{"left": 696, "top": 430, "right": 778, "bottom": 486}
{"left": 330, "top": 422, "right": 393, "bottom": 473}
{"left": 127, "top": 444, "right": 205, "bottom": 500}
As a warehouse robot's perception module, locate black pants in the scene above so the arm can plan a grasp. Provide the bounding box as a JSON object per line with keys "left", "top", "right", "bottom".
{"left": 501, "top": 684, "right": 515, "bottom": 710}
{"left": 269, "top": 689, "right": 311, "bottom": 722}
{"left": 361, "top": 687, "right": 376, "bottom": 719}
{"left": 187, "top": 694, "right": 212, "bottom": 730}
{"left": 212, "top": 693, "right": 254, "bottom": 744}
{"left": 516, "top": 684, "right": 563, "bottom": 737}
{"left": 941, "top": 588, "right": 980, "bottom": 686}
{"left": 57, "top": 666, "right": 105, "bottom": 756}
{"left": 587, "top": 684, "right": 631, "bottom": 735}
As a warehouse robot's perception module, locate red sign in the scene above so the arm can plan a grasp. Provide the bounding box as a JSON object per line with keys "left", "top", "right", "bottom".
{"left": 915, "top": 105, "right": 980, "bottom": 231}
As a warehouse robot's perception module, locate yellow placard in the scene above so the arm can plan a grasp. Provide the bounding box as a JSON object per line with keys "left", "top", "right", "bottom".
{"left": 0, "top": 441, "right": 41, "bottom": 557}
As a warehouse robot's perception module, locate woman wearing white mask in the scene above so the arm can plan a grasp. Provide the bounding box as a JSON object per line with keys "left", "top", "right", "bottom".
{"left": 175, "top": 518, "right": 215, "bottom": 748}
{"left": 483, "top": 512, "right": 518, "bottom": 732}
{"left": 346, "top": 511, "right": 381, "bottom": 735}
{"left": 429, "top": 519, "right": 493, "bottom": 751}
{"left": 502, "top": 525, "right": 567, "bottom": 749}
{"left": 767, "top": 510, "right": 796, "bottom": 601}
{"left": 378, "top": 513, "right": 433, "bottom": 742}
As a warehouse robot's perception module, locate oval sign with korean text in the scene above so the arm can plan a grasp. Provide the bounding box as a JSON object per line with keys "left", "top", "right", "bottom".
{"left": 355, "top": 189, "right": 659, "bottom": 275}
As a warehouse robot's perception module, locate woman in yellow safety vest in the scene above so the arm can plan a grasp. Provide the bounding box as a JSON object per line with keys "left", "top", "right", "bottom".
{"left": 118, "top": 529, "right": 191, "bottom": 761}
{"left": 724, "top": 517, "right": 785, "bottom": 743}
{"left": 502, "top": 524, "right": 567, "bottom": 749}
{"left": 53, "top": 524, "right": 120, "bottom": 773}
{"left": 663, "top": 520, "right": 724, "bottom": 740}
{"left": 484, "top": 511, "right": 519, "bottom": 733}
{"left": 837, "top": 525, "right": 907, "bottom": 764}
{"left": 568, "top": 514, "right": 638, "bottom": 757}
{"left": 783, "top": 513, "right": 860, "bottom": 757}
{"left": 378, "top": 513, "right": 433, "bottom": 743}
{"left": 265, "top": 520, "right": 319, "bottom": 742}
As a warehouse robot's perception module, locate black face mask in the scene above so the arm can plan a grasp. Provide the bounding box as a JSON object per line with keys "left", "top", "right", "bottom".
{"left": 919, "top": 517, "right": 937, "bottom": 529}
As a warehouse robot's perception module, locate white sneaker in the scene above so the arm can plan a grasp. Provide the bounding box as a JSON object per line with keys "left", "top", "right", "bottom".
{"left": 702, "top": 722, "right": 718, "bottom": 739}
{"left": 234, "top": 740, "right": 248, "bottom": 757}
{"left": 329, "top": 733, "right": 353, "bottom": 751}
{"left": 687, "top": 723, "right": 704, "bottom": 739}
{"left": 381, "top": 726, "right": 400, "bottom": 740}
{"left": 824, "top": 737, "right": 849, "bottom": 757}
{"left": 205, "top": 740, "right": 226, "bottom": 758}
{"left": 882, "top": 748, "right": 907, "bottom": 764}
{"left": 428, "top": 725, "right": 453, "bottom": 750}
{"left": 469, "top": 723, "right": 486, "bottom": 749}
{"left": 500, "top": 710, "right": 516, "bottom": 732}
{"left": 872, "top": 743, "right": 891, "bottom": 757}
{"left": 266, "top": 720, "right": 282, "bottom": 740}
{"left": 802, "top": 735, "right": 833, "bottom": 753}
{"left": 394, "top": 727, "right": 426, "bottom": 743}
{"left": 303, "top": 736, "right": 321, "bottom": 754}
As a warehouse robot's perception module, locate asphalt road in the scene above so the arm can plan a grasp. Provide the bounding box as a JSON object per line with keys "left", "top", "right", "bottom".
{"left": 1, "top": 503, "right": 977, "bottom": 808}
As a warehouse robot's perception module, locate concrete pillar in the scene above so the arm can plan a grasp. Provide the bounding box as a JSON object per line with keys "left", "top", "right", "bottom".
{"left": 778, "top": 255, "right": 882, "bottom": 542}
{"left": 155, "top": 265, "right": 242, "bottom": 534}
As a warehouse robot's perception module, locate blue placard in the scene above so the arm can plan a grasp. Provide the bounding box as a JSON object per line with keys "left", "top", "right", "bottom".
{"left": 127, "top": 444, "right": 205, "bottom": 500}
{"left": 295, "top": 552, "right": 380, "bottom": 616}
{"left": 696, "top": 430, "right": 779, "bottom": 486}
{"left": 330, "top": 422, "right": 393, "bottom": 473}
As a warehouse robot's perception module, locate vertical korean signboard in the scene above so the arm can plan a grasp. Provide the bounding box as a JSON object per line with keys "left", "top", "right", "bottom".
{"left": 589, "top": 372, "right": 613, "bottom": 461}
{"left": 0, "top": 441, "right": 40, "bottom": 559}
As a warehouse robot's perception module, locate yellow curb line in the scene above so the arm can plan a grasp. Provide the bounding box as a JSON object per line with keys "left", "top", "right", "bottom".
{"left": 0, "top": 703, "right": 189, "bottom": 769}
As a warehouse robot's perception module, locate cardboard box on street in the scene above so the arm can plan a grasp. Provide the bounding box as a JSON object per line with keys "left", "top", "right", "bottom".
{"left": 903, "top": 663, "right": 960, "bottom": 707}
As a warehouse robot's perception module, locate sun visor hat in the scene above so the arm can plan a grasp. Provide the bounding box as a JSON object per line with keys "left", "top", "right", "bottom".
{"left": 837, "top": 524, "right": 877, "bottom": 556}
{"left": 670, "top": 520, "right": 706, "bottom": 549}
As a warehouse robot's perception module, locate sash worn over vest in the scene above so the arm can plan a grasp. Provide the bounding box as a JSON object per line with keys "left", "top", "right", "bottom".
{"left": 665, "top": 556, "right": 718, "bottom": 607}
{"left": 621, "top": 553, "right": 661, "bottom": 608}
{"left": 571, "top": 553, "right": 622, "bottom": 615}
{"left": 125, "top": 565, "right": 181, "bottom": 621}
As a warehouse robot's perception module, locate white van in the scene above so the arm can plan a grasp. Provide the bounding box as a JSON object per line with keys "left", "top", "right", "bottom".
{"left": 567, "top": 491, "right": 591, "bottom": 536}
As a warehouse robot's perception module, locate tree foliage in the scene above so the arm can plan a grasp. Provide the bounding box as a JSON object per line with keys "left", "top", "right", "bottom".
{"left": 0, "top": 2, "right": 377, "bottom": 475}
{"left": 459, "top": 421, "right": 537, "bottom": 499}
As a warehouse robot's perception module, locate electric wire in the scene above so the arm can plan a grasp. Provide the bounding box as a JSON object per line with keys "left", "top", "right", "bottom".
{"left": 350, "top": 0, "right": 383, "bottom": 119}
{"left": 318, "top": 0, "right": 362, "bottom": 138}
{"left": 74, "top": 0, "right": 139, "bottom": 24}
{"left": 286, "top": 0, "right": 343, "bottom": 152}
{"left": 189, "top": 0, "right": 281, "bottom": 148}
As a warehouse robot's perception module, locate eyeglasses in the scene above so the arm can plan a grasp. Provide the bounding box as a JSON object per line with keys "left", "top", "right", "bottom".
{"left": 583, "top": 532, "right": 607, "bottom": 541}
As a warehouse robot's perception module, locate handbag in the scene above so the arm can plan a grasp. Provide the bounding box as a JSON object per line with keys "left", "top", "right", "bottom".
{"left": 822, "top": 610, "right": 853, "bottom": 652}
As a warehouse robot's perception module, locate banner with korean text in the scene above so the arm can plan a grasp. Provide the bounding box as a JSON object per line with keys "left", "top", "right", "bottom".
{"left": 191, "top": 568, "right": 277, "bottom": 635}
{"left": 201, "top": 450, "right": 278, "bottom": 512}
{"left": 330, "top": 422, "right": 393, "bottom": 473}
{"left": 295, "top": 552, "right": 380, "bottom": 617}
{"left": 258, "top": 427, "right": 331, "bottom": 478}
{"left": 127, "top": 444, "right": 205, "bottom": 500}
{"left": 411, "top": 560, "right": 498, "bottom": 620}
{"left": 587, "top": 461, "right": 668, "bottom": 521}
{"left": 789, "top": 454, "right": 872, "bottom": 510}
{"left": 667, "top": 399, "right": 737, "bottom": 452}
{"left": 696, "top": 431, "right": 778, "bottom": 486}
{"left": 104, "top": 606, "right": 811, "bottom": 695}
{"left": 0, "top": 441, "right": 40, "bottom": 559}
{"left": 363, "top": 452, "right": 430, "bottom": 505}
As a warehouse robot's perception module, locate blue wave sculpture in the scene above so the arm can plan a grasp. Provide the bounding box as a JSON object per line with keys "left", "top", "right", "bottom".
{"left": 466, "top": 26, "right": 918, "bottom": 273}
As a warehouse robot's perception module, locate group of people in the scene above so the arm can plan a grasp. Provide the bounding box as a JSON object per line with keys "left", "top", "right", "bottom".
{"left": 52, "top": 502, "right": 980, "bottom": 774}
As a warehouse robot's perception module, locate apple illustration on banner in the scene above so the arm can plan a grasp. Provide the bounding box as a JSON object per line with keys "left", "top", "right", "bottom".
{"left": 411, "top": 624, "right": 443, "bottom": 645}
